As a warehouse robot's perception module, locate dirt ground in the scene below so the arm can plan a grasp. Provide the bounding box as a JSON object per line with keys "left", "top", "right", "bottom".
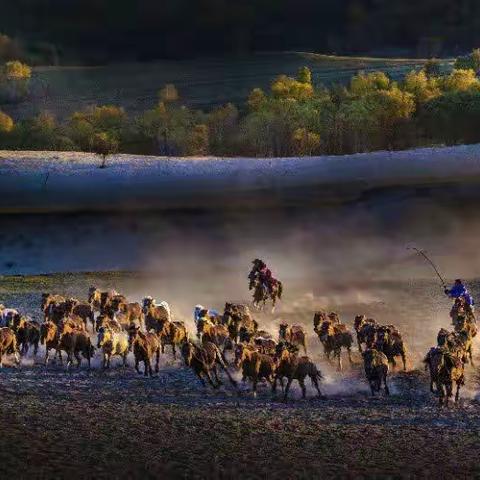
{"left": 1, "top": 272, "right": 480, "bottom": 479}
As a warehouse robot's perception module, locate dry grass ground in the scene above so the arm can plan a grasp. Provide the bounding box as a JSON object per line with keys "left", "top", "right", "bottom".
{"left": 0, "top": 272, "right": 479, "bottom": 478}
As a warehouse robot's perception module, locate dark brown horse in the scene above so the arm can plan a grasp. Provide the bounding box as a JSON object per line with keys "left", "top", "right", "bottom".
{"left": 252, "top": 278, "right": 283, "bottom": 313}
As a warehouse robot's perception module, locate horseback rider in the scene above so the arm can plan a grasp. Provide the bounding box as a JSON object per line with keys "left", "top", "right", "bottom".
{"left": 248, "top": 258, "right": 276, "bottom": 294}
{"left": 445, "top": 279, "right": 475, "bottom": 311}
{"left": 193, "top": 305, "right": 219, "bottom": 326}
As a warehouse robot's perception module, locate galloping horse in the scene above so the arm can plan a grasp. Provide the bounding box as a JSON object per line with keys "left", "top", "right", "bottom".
{"left": 252, "top": 277, "right": 283, "bottom": 312}
{"left": 450, "top": 297, "right": 476, "bottom": 329}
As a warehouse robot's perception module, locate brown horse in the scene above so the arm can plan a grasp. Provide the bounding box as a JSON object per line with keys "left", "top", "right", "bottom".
{"left": 252, "top": 278, "right": 283, "bottom": 313}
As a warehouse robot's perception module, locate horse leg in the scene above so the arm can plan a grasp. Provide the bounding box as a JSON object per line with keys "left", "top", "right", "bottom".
{"left": 357, "top": 334, "right": 363, "bottom": 353}
{"left": 445, "top": 383, "right": 452, "bottom": 407}
{"left": 384, "top": 372, "right": 390, "bottom": 395}
{"left": 310, "top": 374, "right": 322, "bottom": 397}
{"left": 347, "top": 347, "right": 353, "bottom": 365}
{"left": 74, "top": 351, "right": 82, "bottom": 368}
{"left": 155, "top": 349, "right": 160, "bottom": 373}
{"left": 196, "top": 371, "right": 206, "bottom": 387}
{"left": 283, "top": 377, "right": 294, "bottom": 401}
{"left": 455, "top": 381, "right": 461, "bottom": 403}
{"left": 205, "top": 370, "right": 217, "bottom": 389}
{"left": 135, "top": 357, "right": 140, "bottom": 374}
{"left": 252, "top": 373, "right": 259, "bottom": 398}
{"left": 402, "top": 352, "right": 407, "bottom": 371}
{"left": 44, "top": 348, "right": 50, "bottom": 366}
{"left": 336, "top": 348, "right": 342, "bottom": 372}
{"left": 212, "top": 365, "right": 222, "bottom": 386}
{"left": 299, "top": 378, "right": 307, "bottom": 399}
{"left": 272, "top": 375, "right": 277, "bottom": 394}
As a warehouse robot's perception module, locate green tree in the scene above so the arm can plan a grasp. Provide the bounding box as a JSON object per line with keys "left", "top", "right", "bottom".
{"left": 350, "top": 71, "right": 390, "bottom": 96}
{"left": 0, "top": 111, "right": 14, "bottom": 134}
{"left": 403, "top": 70, "right": 440, "bottom": 104}
{"left": 291, "top": 128, "right": 320, "bottom": 156}
{"left": 68, "top": 105, "right": 127, "bottom": 151}
{"left": 271, "top": 75, "right": 314, "bottom": 101}
{"left": 0, "top": 110, "right": 14, "bottom": 148}
{"left": 247, "top": 88, "right": 267, "bottom": 111}
{"left": 0, "top": 60, "right": 31, "bottom": 102}
{"left": 454, "top": 49, "right": 480, "bottom": 73}
{"left": 207, "top": 103, "right": 238, "bottom": 155}
{"left": 424, "top": 58, "right": 441, "bottom": 78}
{"left": 297, "top": 66, "right": 312, "bottom": 85}
{"left": 91, "top": 132, "right": 119, "bottom": 168}
{"left": 185, "top": 124, "right": 209, "bottom": 156}
{"left": 421, "top": 90, "right": 480, "bottom": 145}
{"left": 440, "top": 69, "right": 480, "bottom": 92}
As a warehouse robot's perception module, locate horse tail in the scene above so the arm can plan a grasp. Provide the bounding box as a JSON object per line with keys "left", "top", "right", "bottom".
{"left": 278, "top": 281, "right": 283, "bottom": 300}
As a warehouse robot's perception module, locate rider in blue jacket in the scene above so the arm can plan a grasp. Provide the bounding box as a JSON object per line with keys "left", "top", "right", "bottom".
{"left": 445, "top": 279, "right": 475, "bottom": 307}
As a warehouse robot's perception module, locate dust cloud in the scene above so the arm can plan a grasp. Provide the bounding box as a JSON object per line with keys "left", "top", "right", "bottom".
{"left": 2, "top": 187, "right": 480, "bottom": 376}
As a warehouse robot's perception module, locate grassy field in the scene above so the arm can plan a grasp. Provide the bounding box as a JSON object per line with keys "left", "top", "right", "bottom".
{"left": 2, "top": 52, "right": 454, "bottom": 121}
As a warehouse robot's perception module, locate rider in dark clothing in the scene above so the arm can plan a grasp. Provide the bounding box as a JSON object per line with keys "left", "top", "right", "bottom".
{"left": 248, "top": 259, "right": 276, "bottom": 293}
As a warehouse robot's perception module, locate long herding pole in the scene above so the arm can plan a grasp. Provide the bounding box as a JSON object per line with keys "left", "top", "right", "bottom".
{"left": 407, "top": 246, "right": 447, "bottom": 290}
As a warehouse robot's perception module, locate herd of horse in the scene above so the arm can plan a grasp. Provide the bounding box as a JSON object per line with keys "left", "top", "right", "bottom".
{"left": 0, "top": 287, "right": 476, "bottom": 404}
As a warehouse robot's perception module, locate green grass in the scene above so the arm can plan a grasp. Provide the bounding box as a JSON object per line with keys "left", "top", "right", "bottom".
{"left": 2, "top": 52, "right": 454, "bottom": 121}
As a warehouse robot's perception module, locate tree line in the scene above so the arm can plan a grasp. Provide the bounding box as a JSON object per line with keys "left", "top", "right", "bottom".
{"left": 2, "top": 53, "right": 480, "bottom": 159}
